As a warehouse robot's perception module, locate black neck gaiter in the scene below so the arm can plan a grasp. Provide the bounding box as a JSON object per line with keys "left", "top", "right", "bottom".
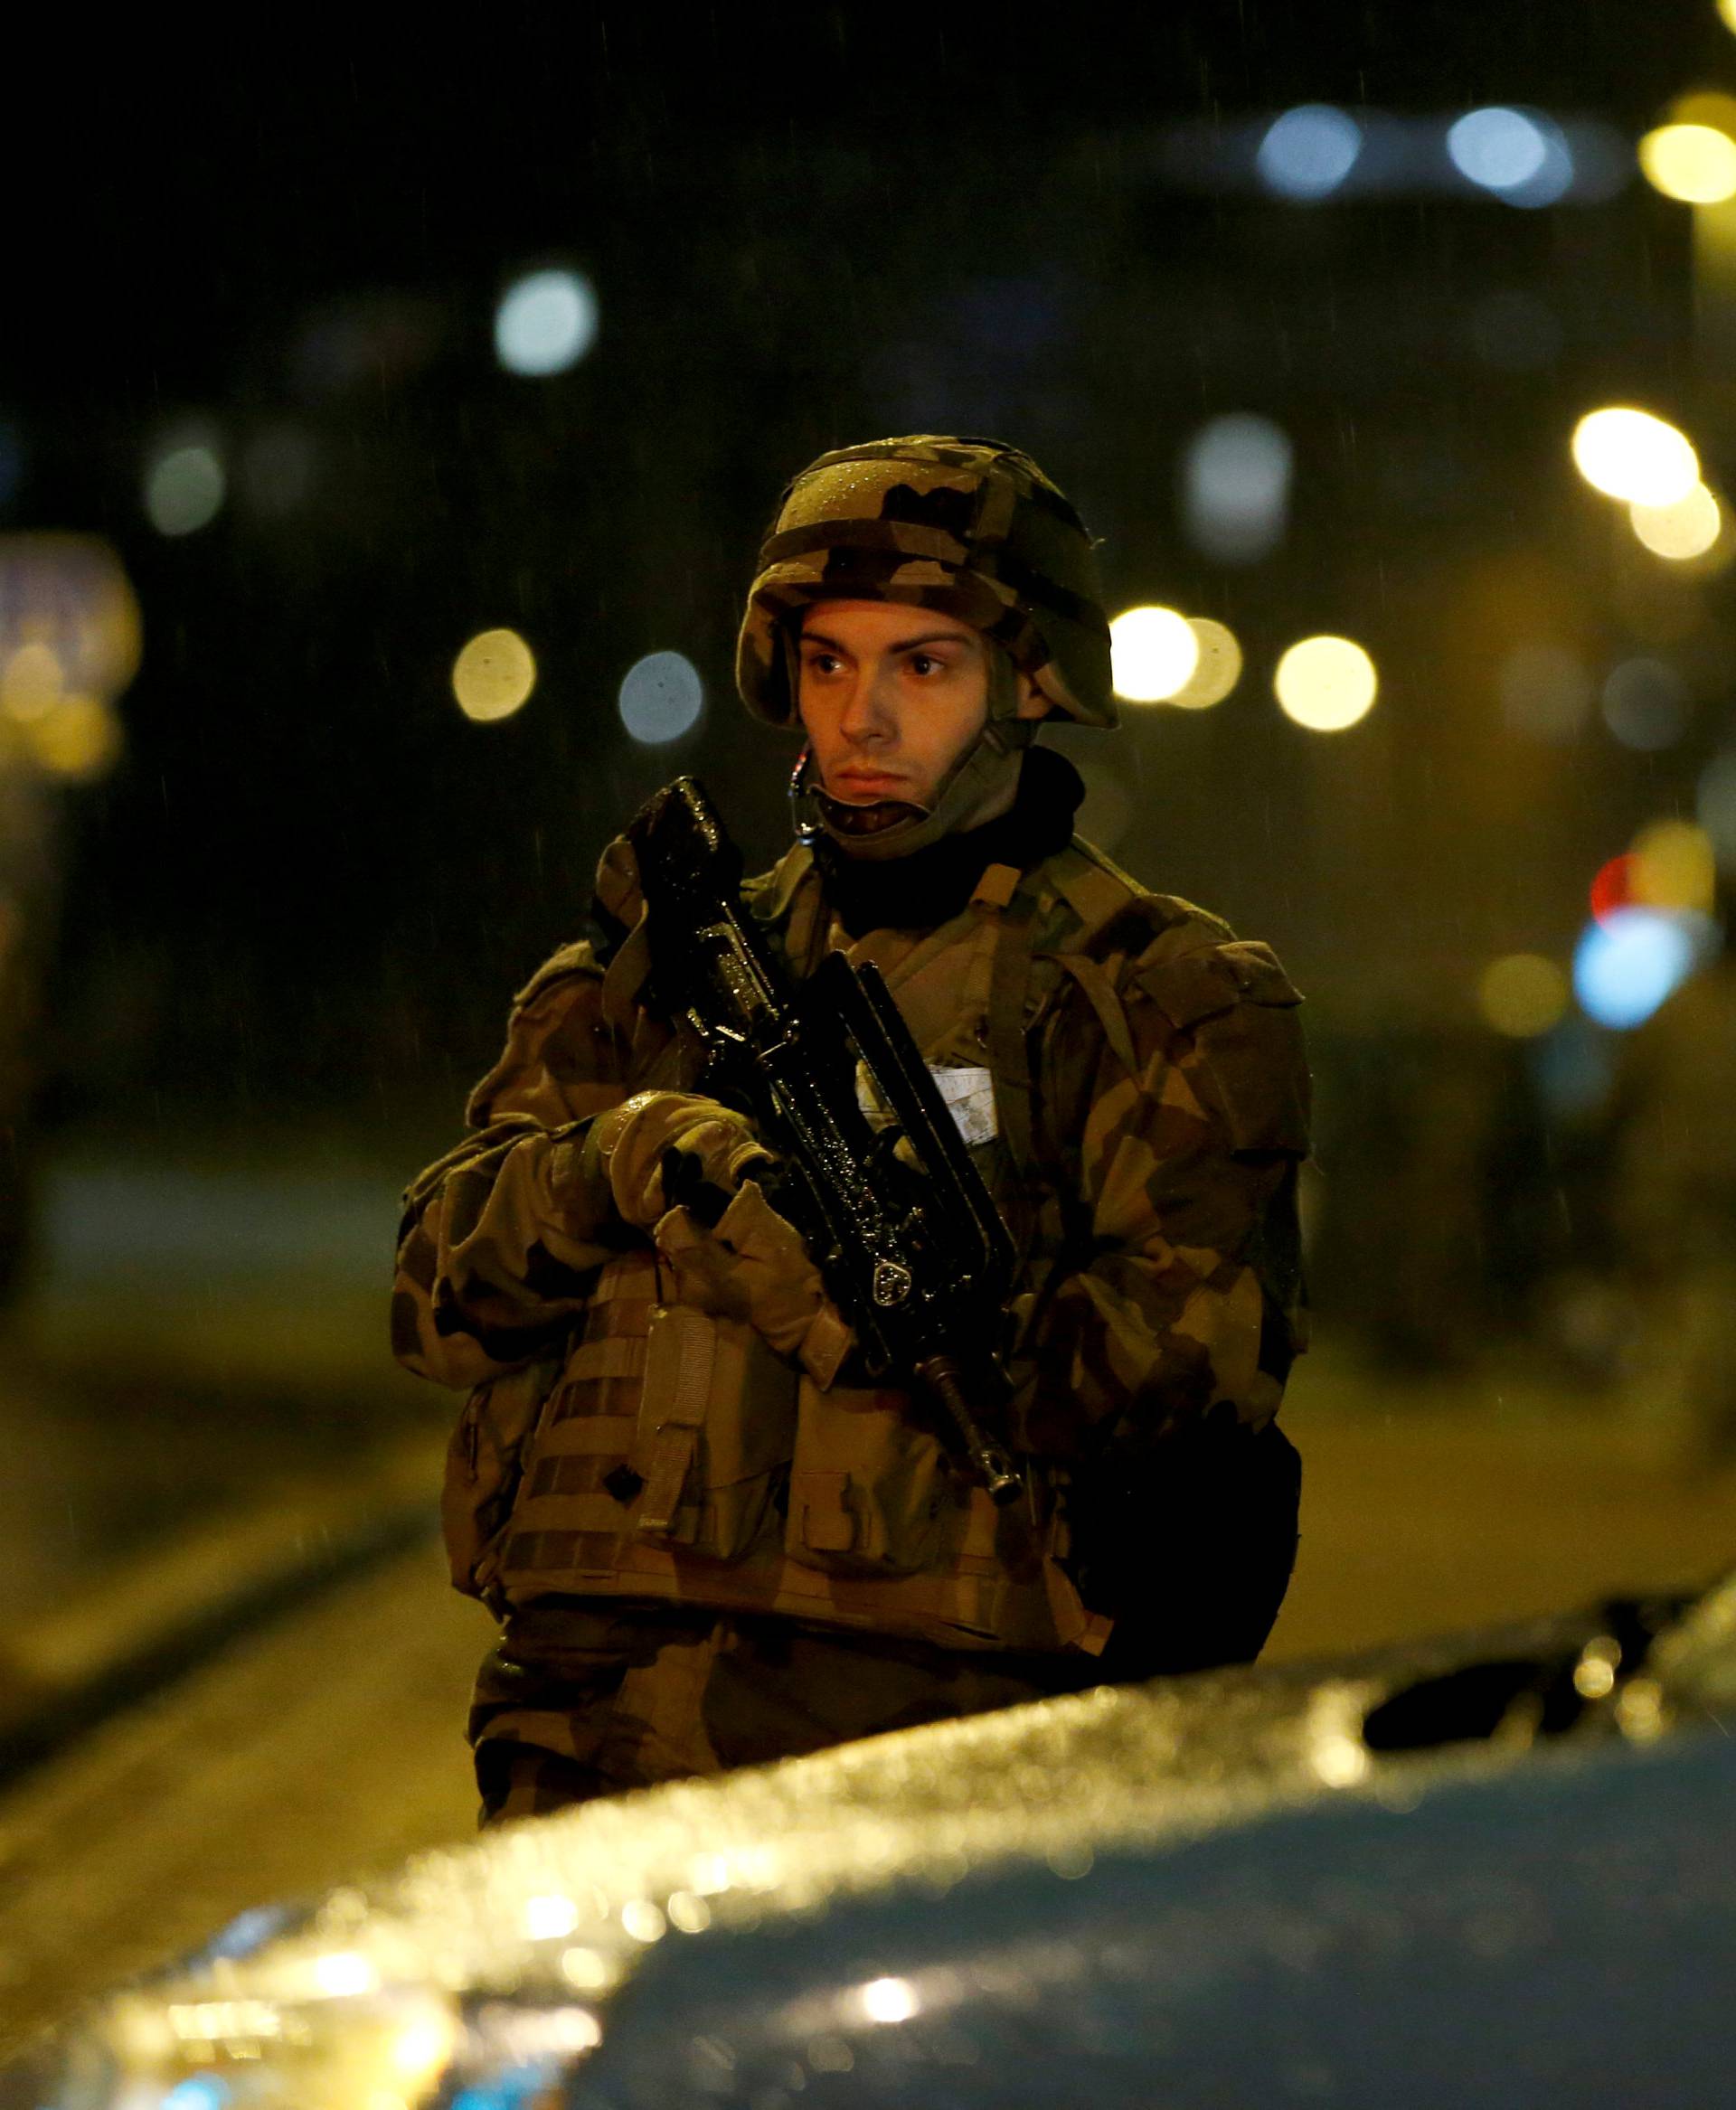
{"left": 814, "top": 746, "right": 1087, "bottom": 939}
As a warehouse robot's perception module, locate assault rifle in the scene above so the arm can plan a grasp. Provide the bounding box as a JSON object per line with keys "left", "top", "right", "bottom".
{"left": 627, "top": 776, "right": 1024, "bottom": 1504}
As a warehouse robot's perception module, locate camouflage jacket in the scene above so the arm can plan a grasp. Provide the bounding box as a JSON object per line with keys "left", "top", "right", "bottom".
{"left": 393, "top": 826, "right": 1310, "bottom": 1655}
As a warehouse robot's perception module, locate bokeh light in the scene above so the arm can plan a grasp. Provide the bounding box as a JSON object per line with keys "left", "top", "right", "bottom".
{"left": 1181, "top": 413, "right": 1292, "bottom": 563}
{"left": 1600, "top": 655, "right": 1689, "bottom": 749}
{"left": 618, "top": 650, "right": 703, "bottom": 744}
{"left": 160, "top": 2082, "right": 228, "bottom": 2110}
{"left": 1638, "top": 123, "right": 1736, "bottom": 205}
{"left": 1631, "top": 818, "right": 1716, "bottom": 913}
{"left": 29, "top": 695, "right": 123, "bottom": 782}
{"left": 452, "top": 628, "right": 536, "bottom": 721}
{"left": 859, "top": 1976, "right": 920, "bottom": 2025}
{"left": 495, "top": 268, "right": 599, "bottom": 376}
{"left": 1501, "top": 117, "right": 1576, "bottom": 208}
{"left": 1571, "top": 407, "right": 1700, "bottom": 506}
{"left": 1256, "top": 106, "right": 1362, "bottom": 201}
{"left": 1477, "top": 953, "right": 1570, "bottom": 1038}
{"left": 1169, "top": 617, "right": 1243, "bottom": 708}
{"left": 309, "top": 1950, "right": 377, "bottom": 1999}
{"left": 1109, "top": 607, "right": 1200, "bottom": 702}
{"left": 1497, "top": 641, "right": 1590, "bottom": 742}
{"left": 144, "top": 437, "right": 226, "bottom": 536}
{"left": 1574, "top": 908, "right": 1705, "bottom": 1029}
{"left": 0, "top": 534, "right": 141, "bottom": 726}
{"left": 1629, "top": 482, "right": 1722, "bottom": 560}
{"left": 1274, "top": 635, "right": 1378, "bottom": 731}
{"left": 1590, "top": 852, "right": 1637, "bottom": 928}
{"left": 0, "top": 641, "right": 62, "bottom": 722}
{"left": 1722, "top": 0, "right": 1736, "bottom": 33}
{"left": 1448, "top": 108, "right": 1549, "bottom": 193}
{"left": 389, "top": 2008, "right": 458, "bottom": 2086}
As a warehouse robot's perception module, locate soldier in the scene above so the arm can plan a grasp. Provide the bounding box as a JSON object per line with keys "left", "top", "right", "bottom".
{"left": 393, "top": 437, "right": 1311, "bottom": 1824}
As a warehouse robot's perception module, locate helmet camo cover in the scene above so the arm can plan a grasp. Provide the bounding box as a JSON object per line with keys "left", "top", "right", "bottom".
{"left": 736, "top": 435, "right": 1116, "bottom": 730}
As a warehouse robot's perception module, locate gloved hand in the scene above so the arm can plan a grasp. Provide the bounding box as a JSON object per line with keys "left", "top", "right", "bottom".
{"left": 654, "top": 1180, "right": 854, "bottom": 1389}
{"left": 585, "top": 1090, "right": 776, "bottom": 1231}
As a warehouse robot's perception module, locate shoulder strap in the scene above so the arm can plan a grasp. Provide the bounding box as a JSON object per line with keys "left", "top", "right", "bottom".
{"left": 1046, "top": 838, "right": 1147, "bottom": 947}
{"left": 1049, "top": 955, "right": 1140, "bottom": 1079}
{"left": 986, "top": 881, "right": 1042, "bottom": 1200}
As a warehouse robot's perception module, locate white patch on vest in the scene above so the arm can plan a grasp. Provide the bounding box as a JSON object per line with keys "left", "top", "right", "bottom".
{"left": 856, "top": 1063, "right": 999, "bottom": 1149}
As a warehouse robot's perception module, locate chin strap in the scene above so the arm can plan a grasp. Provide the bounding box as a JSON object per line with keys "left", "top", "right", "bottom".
{"left": 787, "top": 642, "right": 1036, "bottom": 862}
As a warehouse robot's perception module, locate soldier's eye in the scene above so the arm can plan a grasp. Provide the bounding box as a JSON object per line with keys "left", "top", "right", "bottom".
{"left": 909, "top": 653, "right": 942, "bottom": 676}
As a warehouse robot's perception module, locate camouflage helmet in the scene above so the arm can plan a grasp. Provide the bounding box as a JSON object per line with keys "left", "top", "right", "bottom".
{"left": 736, "top": 435, "right": 1117, "bottom": 730}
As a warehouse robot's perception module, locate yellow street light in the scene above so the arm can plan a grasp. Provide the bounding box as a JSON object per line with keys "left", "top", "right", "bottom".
{"left": 1639, "top": 122, "right": 1736, "bottom": 205}
{"left": 1274, "top": 635, "right": 1378, "bottom": 731}
{"left": 1169, "top": 617, "right": 1244, "bottom": 709}
{"left": 1571, "top": 407, "right": 1701, "bottom": 506}
{"left": 1630, "top": 481, "right": 1723, "bottom": 560}
{"left": 1631, "top": 818, "right": 1716, "bottom": 912}
{"left": 1109, "top": 605, "right": 1199, "bottom": 702}
{"left": 453, "top": 627, "right": 536, "bottom": 721}
{"left": 1477, "top": 954, "right": 1570, "bottom": 1038}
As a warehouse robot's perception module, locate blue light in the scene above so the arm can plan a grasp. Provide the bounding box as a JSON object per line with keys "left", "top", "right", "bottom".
{"left": 161, "top": 2079, "right": 231, "bottom": 2110}
{"left": 449, "top": 2063, "right": 558, "bottom": 2110}
{"left": 618, "top": 650, "right": 703, "bottom": 745}
{"left": 1573, "top": 909, "right": 1703, "bottom": 1030}
{"left": 1182, "top": 413, "right": 1293, "bottom": 563}
{"left": 1256, "top": 106, "right": 1363, "bottom": 201}
{"left": 200, "top": 1904, "right": 295, "bottom": 1963}
{"left": 1448, "top": 108, "right": 1549, "bottom": 192}
{"left": 1446, "top": 107, "right": 1574, "bottom": 208}
{"left": 495, "top": 269, "right": 599, "bottom": 377}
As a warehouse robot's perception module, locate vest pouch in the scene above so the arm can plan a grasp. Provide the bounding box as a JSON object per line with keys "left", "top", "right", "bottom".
{"left": 443, "top": 1354, "right": 561, "bottom": 1603}
{"left": 785, "top": 1375, "right": 955, "bottom": 1578}
{"left": 630, "top": 1304, "right": 797, "bottom": 1563}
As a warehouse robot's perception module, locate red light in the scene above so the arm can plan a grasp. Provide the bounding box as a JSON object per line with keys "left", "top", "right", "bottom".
{"left": 1590, "top": 852, "right": 1637, "bottom": 927}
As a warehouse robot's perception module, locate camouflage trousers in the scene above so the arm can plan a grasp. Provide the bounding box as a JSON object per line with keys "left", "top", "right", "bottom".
{"left": 468, "top": 1603, "right": 1101, "bottom": 1826}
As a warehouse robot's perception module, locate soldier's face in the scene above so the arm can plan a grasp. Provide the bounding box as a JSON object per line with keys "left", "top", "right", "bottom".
{"left": 796, "top": 601, "right": 1043, "bottom": 808}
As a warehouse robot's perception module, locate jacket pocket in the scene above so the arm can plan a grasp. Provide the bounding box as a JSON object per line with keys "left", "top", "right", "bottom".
{"left": 442, "top": 1354, "right": 561, "bottom": 1602}
{"left": 784, "top": 1376, "right": 956, "bottom": 1577}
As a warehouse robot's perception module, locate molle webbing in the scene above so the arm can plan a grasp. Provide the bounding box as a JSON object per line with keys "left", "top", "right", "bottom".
{"left": 491, "top": 846, "right": 1160, "bottom": 1658}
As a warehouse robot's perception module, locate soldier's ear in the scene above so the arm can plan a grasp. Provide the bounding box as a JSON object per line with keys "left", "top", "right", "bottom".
{"left": 1014, "top": 674, "right": 1050, "bottom": 721}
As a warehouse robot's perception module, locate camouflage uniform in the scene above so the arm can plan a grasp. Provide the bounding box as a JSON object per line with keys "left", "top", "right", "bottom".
{"left": 393, "top": 438, "right": 1310, "bottom": 1821}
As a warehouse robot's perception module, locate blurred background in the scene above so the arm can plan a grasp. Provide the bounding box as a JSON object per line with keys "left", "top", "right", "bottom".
{"left": 4, "top": 6, "right": 1736, "bottom": 2044}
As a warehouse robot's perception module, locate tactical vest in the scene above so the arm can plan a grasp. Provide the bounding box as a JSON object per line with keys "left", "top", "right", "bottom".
{"left": 446, "top": 834, "right": 1280, "bottom": 1658}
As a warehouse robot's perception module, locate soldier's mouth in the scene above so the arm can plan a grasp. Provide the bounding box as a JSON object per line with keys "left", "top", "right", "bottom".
{"left": 814, "top": 788, "right": 929, "bottom": 834}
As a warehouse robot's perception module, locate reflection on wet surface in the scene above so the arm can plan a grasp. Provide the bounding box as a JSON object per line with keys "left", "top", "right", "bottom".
{"left": 13, "top": 1576, "right": 1733, "bottom": 2107}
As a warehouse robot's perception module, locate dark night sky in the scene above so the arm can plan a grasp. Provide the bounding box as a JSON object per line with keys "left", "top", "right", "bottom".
{"left": 1, "top": 7, "right": 1722, "bottom": 1121}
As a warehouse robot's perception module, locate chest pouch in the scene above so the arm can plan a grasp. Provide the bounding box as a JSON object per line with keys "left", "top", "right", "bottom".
{"left": 785, "top": 1375, "right": 961, "bottom": 1578}
{"left": 627, "top": 1301, "right": 797, "bottom": 1561}
{"left": 504, "top": 1252, "right": 797, "bottom": 1581}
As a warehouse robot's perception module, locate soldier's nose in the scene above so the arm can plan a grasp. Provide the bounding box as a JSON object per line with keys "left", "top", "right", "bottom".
{"left": 840, "top": 678, "right": 895, "bottom": 740}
